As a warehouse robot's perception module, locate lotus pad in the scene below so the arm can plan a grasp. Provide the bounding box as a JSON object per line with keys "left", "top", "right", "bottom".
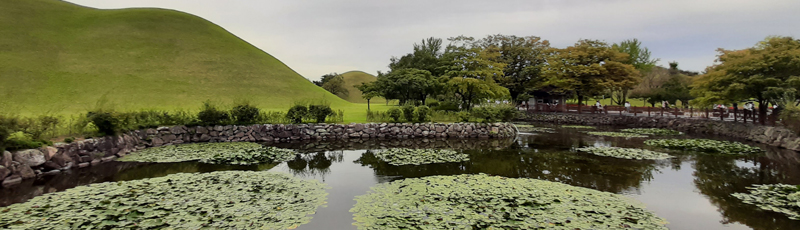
{"left": 119, "top": 142, "right": 296, "bottom": 164}
{"left": 374, "top": 148, "right": 469, "bottom": 165}
{"left": 620, "top": 128, "right": 683, "bottom": 136}
{"left": 586, "top": 131, "right": 648, "bottom": 138}
{"left": 0, "top": 171, "right": 328, "bottom": 229}
{"left": 351, "top": 174, "right": 668, "bottom": 229}
{"left": 576, "top": 146, "right": 672, "bottom": 160}
{"left": 644, "top": 138, "right": 762, "bottom": 155}
{"left": 733, "top": 184, "right": 800, "bottom": 220}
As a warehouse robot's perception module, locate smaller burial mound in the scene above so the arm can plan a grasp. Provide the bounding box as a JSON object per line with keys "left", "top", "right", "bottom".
{"left": 576, "top": 146, "right": 672, "bottom": 160}
{"left": 620, "top": 128, "right": 683, "bottom": 136}
{"left": 733, "top": 184, "right": 800, "bottom": 220}
{"left": 374, "top": 148, "right": 468, "bottom": 166}
{"left": 0, "top": 171, "right": 328, "bottom": 229}
{"left": 118, "top": 142, "right": 296, "bottom": 165}
{"left": 562, "top": 125, "right": 595, "bottom": 129}
{"left": 644, "top": 139, "right": 763, "bottom": 155}
{"left": 586, "top": 131, "right": 648, "bottom": 138}
{"left": 351, "top": 174, "right": 668, "bottom": 229}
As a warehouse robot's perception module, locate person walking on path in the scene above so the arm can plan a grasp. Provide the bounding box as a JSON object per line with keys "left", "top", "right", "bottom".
{"left": 624, "top": 101, "right": 631, "bottom": 113}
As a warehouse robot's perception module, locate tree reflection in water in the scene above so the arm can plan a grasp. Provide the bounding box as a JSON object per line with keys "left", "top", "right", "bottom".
{"left": 285, "top": 151, "right": 344, "bottom": 180}
{"left": 693, "top": 149, "right": 800, "bottom": 230}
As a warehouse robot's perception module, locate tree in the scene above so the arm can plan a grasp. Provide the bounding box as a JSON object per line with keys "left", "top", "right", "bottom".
{"left": 630, "top": 66, "right": 694, "bottom": 107}
{"left": 369, "top": 68, "right": 441, "bottom": 105}
{"left": 610, "top": 38, "right": 659, "bottom": 105}
{"left": 313, "top": 73, "right": 340, "bottom": 87}
{"left": 321, "top": 75, "right": 349, "bottom": 98}
{"left": 389, "top": 37, "right": 446, "bottom": 77}
{"left": 441, "top": 36, "right": 509, "bottom": 109}
{"left": 356, "top": 82, "right": 380, "bottom": 111}
{"left": 541, "top": 39, "right": 640, "bottom": 111}
{"left": 691, "top": 36, "right": 800, "bottom": 124}
{"left": 476, "top": 35, "right": 550, "bottom": 104}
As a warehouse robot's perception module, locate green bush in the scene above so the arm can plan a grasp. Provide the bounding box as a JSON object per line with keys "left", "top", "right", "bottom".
{"left": 87, "top": 110, "right": 120, "bottom": 136}
{"left": 387, "top": 108, "right": 402, "bottom": 122}
{"left": 230, "top": 102, "right": 260, "bottom": 124}
{"left": 401, "top": 104, "right": 415, "bottom": 122}
{"left": 780, "top": 104, "right": 800, "bottom": 135}
{"left": 64, "top": 137, "right": 75, "bottom": 144}
{"left": 308, "top": 104, "right": 333, "bottom": 123}
{"left": 457, "top": 111, "right": 471, "bottom": 122}
{"left": 0, "top": 125, "right": 8, "bottom": 152}
{"left": 286, "top": 105, "right": 308, "bottom": 124}
{"left": 197, "top": 102, "right": 229, "bottom": 126}
{"left": 415, "top": 105, "right": 431, "bottom": 122}
{"left": 256, "top": 111, "right": 288, "bottom": 124}
{"left": 471, "top": 105, "right": 518, "bottom": 123}
{"left": 433, "top": 100, "right": 460, "bottom": 111}
{"left": 5, "top": 131, "right": 49, "bottom": 150}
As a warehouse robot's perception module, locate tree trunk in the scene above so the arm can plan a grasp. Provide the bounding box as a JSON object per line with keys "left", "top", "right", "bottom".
{"left": 758, "top": 97, "right": 767, "bottom": 125}
{"left": 367, "top": 99, "right": 371, "bottom": 111}
{"left": 577, "top": 92, "right": 583, "bottom": 114}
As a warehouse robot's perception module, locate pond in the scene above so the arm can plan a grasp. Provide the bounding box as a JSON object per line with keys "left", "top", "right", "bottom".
{"left": 2, "top": 123, "right": 799, "bottom": 229}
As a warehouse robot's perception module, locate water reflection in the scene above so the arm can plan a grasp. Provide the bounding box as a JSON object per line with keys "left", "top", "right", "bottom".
{"left": 2, "top": 124, "right": 800, "bottom": 230}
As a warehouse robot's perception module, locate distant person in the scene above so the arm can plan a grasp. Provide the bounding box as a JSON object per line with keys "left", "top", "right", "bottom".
{"left": 624, "top": 102, "right": 631, "bottom": 113}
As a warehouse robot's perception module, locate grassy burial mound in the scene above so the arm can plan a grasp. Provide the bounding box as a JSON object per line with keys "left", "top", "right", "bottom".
{"left": 340, "top": 71, "right": 384, "bottom": 103}
{"left": 0, "top": 0, "right": 350, "bottom": 115}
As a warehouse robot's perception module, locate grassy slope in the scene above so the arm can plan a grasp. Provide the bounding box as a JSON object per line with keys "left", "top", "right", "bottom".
{"left": 0, "top": 0, "right": 378, "bottom": 120}
{"left": 339, "top": 70, "right": 386, "bottom": 104}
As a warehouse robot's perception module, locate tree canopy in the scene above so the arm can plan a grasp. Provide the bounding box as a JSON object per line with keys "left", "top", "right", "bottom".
{"left": 476, "top": 35, "right": 550, "bottom": 103}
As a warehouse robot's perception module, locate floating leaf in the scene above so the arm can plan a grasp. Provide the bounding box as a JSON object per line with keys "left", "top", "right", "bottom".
{"left": 620, "top": 128, "right": 683, "bottom": 136}
{"left": 576, "top": 146, "right": 672, "bottom": 160}
{"left": 0, "top": 171, "right": 328, "bottom": 229}
{"left": 732, "top": 184, "right": 800, "bottom": 220}
{"left": 351, "top": 174, "right": 668, "bottom": 229}
{"left": 119, "top": 142, "right": 296, "bottom": 165}
{"left": 373, "top": 148, "right": 469, "bottom": 166}
{"left": 644, "top": 139, "right": 762, "bottom": 155}
{"left": 561, "top": 125, "right": 595, "bottom": 129}
{"left": 585, "top": 132, "right": 648, "bottom": 138}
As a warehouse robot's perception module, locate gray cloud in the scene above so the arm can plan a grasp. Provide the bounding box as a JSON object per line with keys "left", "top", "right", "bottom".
{"left": 65, "top": 0, "right": 800, "bottom": 80}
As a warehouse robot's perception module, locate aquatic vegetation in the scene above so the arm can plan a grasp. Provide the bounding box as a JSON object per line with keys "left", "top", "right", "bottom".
{"left": 374, "top": 148, "right": 468, "bottom": 165}
{"left": 351, "top": 174, "right": 668, "bottom": 229}
{"left": 561, "top": 125, "right": 595, "bottom": 129}
{"left": 586, "top": 131, "right": 648, "bottom": 138}
{"left": 201, "top": 146, "right": 296, "bottom": 165}
{"left": 513, "top": 124, "right": 535, "bottom": 128}
{"left": 620, "top": 128, "right": 683, "bottom": 136}
{"left": 119, "top": 142, "right": 297, "bottom": 165}
{"left": 515, "top": 124, "right": 556, "bottom": 133}
{"left": 732, "top": 184, "right": 800, "bottom": 220}
{"left": 0, "top": 171, "right": 328, "bottom": 229}
{"left": 576, "top": 146, "right": 672, "bottom": 160}
{"left": 644, "top": 139, "right": 763, "bottom": 155}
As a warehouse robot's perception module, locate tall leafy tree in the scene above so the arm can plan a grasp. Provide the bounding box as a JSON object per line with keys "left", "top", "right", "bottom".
{"left": 691, "top": 36, "right": 800, "bottom": 124}
{"left": 313, "top": 73, "right": 340, "bottom": 87}
{"left": 369, "top": 68, "right": 441, "bottom": 105}
{"left": 441, "top": 36, "right": 509, "bottom": 109}
{"left": 610, "top": 39, "right": 659, "bottom": 105}
{"left": 389, "top": 37, "right": 446, "bottom": 76}
{"left": 476, "top": 35, "right": 550, "bottom": 104}
{"left": 321, "top": 75, "right": 349, "bottom": 98}
{"left": 541, "top": 39, "right": 640, "bottom": 110}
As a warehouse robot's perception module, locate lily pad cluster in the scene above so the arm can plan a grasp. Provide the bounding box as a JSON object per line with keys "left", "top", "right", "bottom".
{"left": 518, "top": 127, "right": 556, "bottom": 133}
{"left": 513, "top": 124, "right": 536, "bottom": 128}
{"left": 374, "top": 148, "right": 468, "bottom": 166}
{"left": 201, "top": 146, "right": 296, "bottom": 165}
{"left": 732, "top": 184, "right": 800, "bottom": 220}
{"left": 351, "top": 174, "right": 668, "bottom": 229}
{"left": 562, "top": 125, "right": 595, "bottom": 129}
{"left": 576, "top": 146, "right": 672, "bottom": 160}
{"left": 644, "top": 139, "right": 763, "bottom": 155}
{"left": 586, "top": 131, "right": 648, "bottom": 138}
{"left": 621, "top": 128, "right": 683, "bottom": 136}
{"left": 119, "top": 142, "right": 297, "bottom": 165}
{"left": 0, "top": 171, "right": 328, "bottom": 229}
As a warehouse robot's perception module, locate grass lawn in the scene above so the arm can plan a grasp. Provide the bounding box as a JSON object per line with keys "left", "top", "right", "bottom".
{"left": 0, "top": 0, "right": 354, "bottom": 117}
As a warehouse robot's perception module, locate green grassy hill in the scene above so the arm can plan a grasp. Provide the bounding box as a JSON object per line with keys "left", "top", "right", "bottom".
{"left": 340, "top": 71, "right": 385, "bottom": 103}
{"left": 0, "top": 0, "right": 353, "bottom": 116}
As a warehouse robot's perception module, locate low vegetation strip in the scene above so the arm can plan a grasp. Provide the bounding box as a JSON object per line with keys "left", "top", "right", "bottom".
{"left": 374, "top": 148, "right": 468, "bottom": 165}
{"left": 561, "top": 125, "right": 595, "bottom": 129}
{"left": 732, "top": 184, "right": 800, "bottom": 220}
{"left": 576, "top": 146, "right": 672, "bottom": 160}
{"left": 644, "top": 139, "right": 763, "bottom": 155}
{"left": 0, "top": 171, "right": 328, "bottom": 229}
{"left": 351, "top": 174, "right": 668, "bottom": 229}
{"left": 586, "top": 131, "right": 648, "bottom": 138}
{"left": 620, "top": 128, "right": 683, "bottom": 136}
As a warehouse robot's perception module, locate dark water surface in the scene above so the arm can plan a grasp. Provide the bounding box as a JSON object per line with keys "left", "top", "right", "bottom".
{"left": 2, "top": 123, "right": 800, "bottom": 230}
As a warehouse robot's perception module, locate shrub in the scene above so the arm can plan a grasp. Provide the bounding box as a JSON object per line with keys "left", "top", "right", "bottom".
{"left": 230, "top": 102, "right": 260, "bottom": 124}
{"left": 387, "top": 108, "right": 402, "bottom": 122}
{"left": 197, "top": 102, "right": 229, "bottom": 125}
{"left": 64, "top": 137, "right": 75, "bottom": 144}
{"left": 457, "top": 111, "right": 471, "bottom": 122}
{"left": 256, "top": 111, "right": 288, "bottom": 124}
{"left": 87, "top": 110, "right": 120, "bottom": 136}
{"left": 780, "top": 104, "right": 800, "bottom": 135}
{"left": 308, "top": 104, "right": 333, "bottom": 123}
{"left": 0, "top": 125, "right": 8, "bottom": 151}
{"left": 401, "top": 104, "right": 415, "bottom": 122}
{"left": 286, "top": 105, "right": 308, "bottom": 124}
{"left": 415, "top": 105, "right": 431, "bottom": 122}
{"left": 471, "top": 105, "right": 518, "bottom": 123}
{"left": 433, "top": 100, "right": 460, "bottom": 111}
{"left": 5, "top": 131, "right": 49, "bottom": 150}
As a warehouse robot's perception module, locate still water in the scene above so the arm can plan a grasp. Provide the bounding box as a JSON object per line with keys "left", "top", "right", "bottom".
{"left": 2, "top": 123, "right": 799, "bottom": 230}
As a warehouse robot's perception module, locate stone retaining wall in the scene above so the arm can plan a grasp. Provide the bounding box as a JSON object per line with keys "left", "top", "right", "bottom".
{"left": 520, "top": 113, "right": 800, "bottom": 151}
{"left": 0, "top": 122, "right": 517, "bottom": 187}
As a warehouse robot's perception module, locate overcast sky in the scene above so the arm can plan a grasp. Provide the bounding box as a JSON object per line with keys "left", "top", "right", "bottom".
{"left": 65, "top": 0, "right": 799, "bottom": 80}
